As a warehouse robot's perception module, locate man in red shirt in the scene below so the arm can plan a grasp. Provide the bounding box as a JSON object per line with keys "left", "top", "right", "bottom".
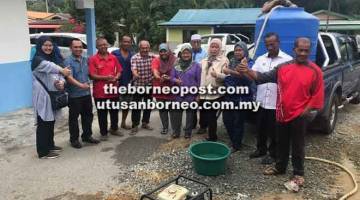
{"left": 89, "top": 37, "right": 122, "bottom": 141}
{"left": 239, "top": 37, "right": 324, "bottom": 190}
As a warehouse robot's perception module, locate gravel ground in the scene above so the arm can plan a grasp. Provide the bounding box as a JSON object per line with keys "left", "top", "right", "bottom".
{"left": 107, "top": 104, "right": 360, "bottom": 200}
{"left": 1, "top": 104, "right": 359, "bottom": 200}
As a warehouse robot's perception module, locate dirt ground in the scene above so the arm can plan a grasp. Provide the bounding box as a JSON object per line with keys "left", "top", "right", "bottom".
{"left": 1, "top": 104, "right": 360, "bottom": 200}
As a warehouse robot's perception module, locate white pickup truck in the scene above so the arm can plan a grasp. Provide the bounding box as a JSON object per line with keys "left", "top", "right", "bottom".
{"left": 173, "top": 33, "right": 252, "bottom": 59}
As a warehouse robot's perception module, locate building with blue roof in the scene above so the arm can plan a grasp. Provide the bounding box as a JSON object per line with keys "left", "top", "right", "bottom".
{"left": 159, "top": 8, "right": 262, "bottom": 46}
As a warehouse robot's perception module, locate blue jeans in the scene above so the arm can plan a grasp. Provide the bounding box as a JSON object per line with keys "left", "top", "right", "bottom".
{"left": 222, "top": 110, "right": 246, "bottom": 149}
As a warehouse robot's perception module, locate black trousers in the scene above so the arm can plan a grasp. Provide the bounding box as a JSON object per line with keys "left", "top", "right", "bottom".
{"left": 223, "top": 110, "right": 246, "bottom": 150}
{"left": 199, "top": 99, "right": 220, "bottom": 141}
{"left": 36, "top": 116, "right": 55, "bottom": 157}
{"left": 256, "top": 107, "right": 277, "bottom": 158}
{"left": 94, "top": 98, "right": 119, "bottom": 136}
{"left": 131, "top": 93, "right": 152, "bottom": 127}
{"left": 68, "top": 95, "right": 93, "bottom": 142}
{"left": 275, "top": 116, "right": 307, "bottom": 176}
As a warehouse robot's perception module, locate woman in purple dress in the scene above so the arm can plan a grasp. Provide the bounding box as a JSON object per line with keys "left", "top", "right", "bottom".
{"left": 170, "top": 44, "right": 201, "bottom": 139}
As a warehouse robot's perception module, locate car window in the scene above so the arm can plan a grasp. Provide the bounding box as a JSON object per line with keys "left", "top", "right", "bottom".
{"left": 62, "top": 37, "right": 73, "bottom": 48}
{"left": 338, "top": 37, "right": 348, "bottom": 62}
{"left": 201, "top": 37, "right": 209, "bottom": 45}
{"left": 236, "top": 34, "right": 250, "bottom": 44}
{"left": 346, "top": 38, "right": 359, "bottom": 61}
{"left": 30, "top": 37, "right": 37, "bottom": 45}
{"left": 49, "top": 36, "right": 63, "bottom": 47}
{"left": 321, "top": 35, "right": 337, "bottom": 65}
{"left": 49, "top": 36, "right": 71, "bottom": 48}
{"left": 226, "top": 36, "right": 232, "bottom": 45}
{"left": 227, "top": 35, "right": 240, "bottom": 45}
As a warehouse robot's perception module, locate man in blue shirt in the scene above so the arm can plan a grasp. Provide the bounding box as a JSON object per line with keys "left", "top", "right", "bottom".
{"left": 64, "top": 38, "right": 100, "bottom": 148}
{"left": 112, "top": 35, "right": 134, "bottom": 130}
{"left": 191, "top": 34, "right": 207, "bottom": 64}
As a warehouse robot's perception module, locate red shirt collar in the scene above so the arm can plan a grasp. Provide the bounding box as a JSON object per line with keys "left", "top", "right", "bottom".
{"left": 96, "top": 52, "right": 110, "bottom": 61}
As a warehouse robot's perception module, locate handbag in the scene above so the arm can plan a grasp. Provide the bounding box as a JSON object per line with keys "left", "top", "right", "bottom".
{"left": 34, "top": 75, "right": 68, "bottom": 110}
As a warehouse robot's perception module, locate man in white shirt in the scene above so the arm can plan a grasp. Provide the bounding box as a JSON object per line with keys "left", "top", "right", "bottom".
{"left": 249, "top": 32, "right": 293, "bottom": 164}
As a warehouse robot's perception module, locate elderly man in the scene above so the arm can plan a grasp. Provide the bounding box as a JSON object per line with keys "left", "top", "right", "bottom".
{"left": 64, "top": 38, "right": 100, "bottom": 148}
{"left": 89, "top": 37, "right": 123, "bottom": 141}
{"left": 249, "top": 32, "right": 293, "bottom": 164}
{"left": 130, "top": 40, "right": 155, "bottom": 134}
{"left": 238, "top": 37, "right": 324, "bottom": 191}
{"left": 191, "top": 34, "right": 207, "bottom": 64}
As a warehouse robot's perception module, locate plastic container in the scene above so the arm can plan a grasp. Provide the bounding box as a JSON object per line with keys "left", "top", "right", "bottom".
{"left": 157, "top": 184, "right": 189, "bottom": 200}
{"left": 189, "top": 142, "right": 231, "bottom": 176}
{"left": 254, "top": 7, "right": 319, "bottom": 61}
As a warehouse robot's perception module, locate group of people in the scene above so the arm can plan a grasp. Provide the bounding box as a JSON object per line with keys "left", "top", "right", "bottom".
{"left": 32, "top": 31, "right": 324, "bottom": 190}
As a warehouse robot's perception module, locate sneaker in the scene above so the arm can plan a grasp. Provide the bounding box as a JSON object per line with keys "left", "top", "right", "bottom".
{"left": 249, "top": 149, "right": 266, "bottom": 159}
{"left": 172, "top": 133, "right": 180, "bottom": 139}
{"left": 99, "top": 135, "right": 108, "bottom": 141}
{"left": 196, "top": 128, "right": 207, "bottom": 135}
{"left": 261, "top": 155, "right": 276, "bottom": 165}
{"left": 70, "top": 140, "right": 82, "bottom": 149}
{"left": 82, "top": 137, "right": 100, "bottom": 144}
{"left": 50, "top": 146, "right": 63, "bottom": 152}
{"left": 40, "top": 152, "right": 59, "bottom": 159}
{"left": 130, "top": 127, "right": 138, "bottom": 135}
{"left": 110, "top": 129, "right": 124, "bottom": 137}
{"left": 141, "top": 123, "right": 153, "bottom": 130}
{"left": 161, "top": 129, "right": 168, "bottom": 135}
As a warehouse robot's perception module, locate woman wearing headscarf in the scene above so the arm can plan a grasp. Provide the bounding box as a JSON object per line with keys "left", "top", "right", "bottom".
{"left": 32, "top": 36, "right": 71, "bottom": 159}
{"left": 222, "top": 41, "right": 254, "bottom": 152}
{"left": 199, "top": 38, "right": 229, "bottom": 141}
{"left": 170, "top": 44, "right": 201, "bottom": 139}
{"left": 152, "top": 43, "right": 177, "bottom": 135}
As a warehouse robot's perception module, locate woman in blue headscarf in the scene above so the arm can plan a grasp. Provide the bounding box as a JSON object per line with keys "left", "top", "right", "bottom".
{"left": 222, "top": 41, "right": 254, "bottom": 152}
{"left": 32, "top": 36, "right": 71, "bottom": 159}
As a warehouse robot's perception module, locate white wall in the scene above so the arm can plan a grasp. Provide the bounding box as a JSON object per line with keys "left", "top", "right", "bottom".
{"left": 0, "top": 0, "right": 30, "bottom": 64}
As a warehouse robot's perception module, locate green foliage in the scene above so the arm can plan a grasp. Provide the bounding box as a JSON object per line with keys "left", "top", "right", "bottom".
{"left": 26, "top": 0, "right": 360, "bottom": 46}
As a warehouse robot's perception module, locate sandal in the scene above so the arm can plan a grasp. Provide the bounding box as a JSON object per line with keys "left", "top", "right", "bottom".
{"left": 284, "top": 176, "right": 304, "bottom": 192}
{"left": 263, "top": 166, "right": 284, "bottom": 175}
{"left": 292, "top": 175, "right": 305, "bottom": 186}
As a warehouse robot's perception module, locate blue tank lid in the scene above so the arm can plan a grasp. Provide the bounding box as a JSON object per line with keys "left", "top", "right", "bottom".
{"left": 254, "top": 7, "right": 319, "bottom": 61}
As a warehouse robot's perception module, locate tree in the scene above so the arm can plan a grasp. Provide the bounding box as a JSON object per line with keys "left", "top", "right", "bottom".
{"left": 27, "top": 0, "right": 360, "bottom": 47}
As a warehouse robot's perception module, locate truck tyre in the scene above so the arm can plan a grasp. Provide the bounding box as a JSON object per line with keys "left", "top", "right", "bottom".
{"left": 323, "top": 94, "right": 340, "bottom": 134}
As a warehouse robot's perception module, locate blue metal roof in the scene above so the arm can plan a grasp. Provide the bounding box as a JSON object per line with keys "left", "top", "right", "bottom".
{"left": 160, "top": 8, "right": 262, "bottom": 26}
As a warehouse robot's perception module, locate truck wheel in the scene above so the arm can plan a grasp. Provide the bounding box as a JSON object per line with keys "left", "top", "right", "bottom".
{"left": 323, "top": 94, "right": 340, "bottom": 134}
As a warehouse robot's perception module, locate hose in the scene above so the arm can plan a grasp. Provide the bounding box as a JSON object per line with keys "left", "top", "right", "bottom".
{"left": 305, "top": 156, "right": 358, "bottom": 200}
{"left": 253, "top": 5, "right": 283, "bottom": 59}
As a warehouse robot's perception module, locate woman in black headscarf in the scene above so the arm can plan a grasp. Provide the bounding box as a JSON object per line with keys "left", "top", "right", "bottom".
{"left": 32, "top": 36, "right": 71, "bottom": 159}
{"left": 222, "top": 41, "right": 254, "bottom": 152}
